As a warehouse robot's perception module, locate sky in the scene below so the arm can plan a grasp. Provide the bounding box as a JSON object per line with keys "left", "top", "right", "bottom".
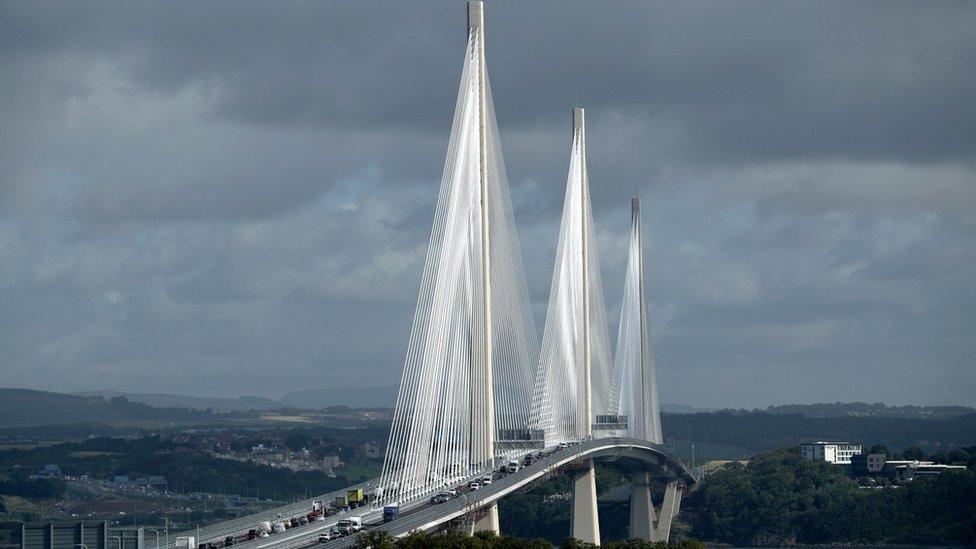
{"left": 1, "top": 1, "right": 974, "bottom": 409}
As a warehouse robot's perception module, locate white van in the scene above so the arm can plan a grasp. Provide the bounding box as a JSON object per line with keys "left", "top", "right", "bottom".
{"left": 337, "top": 516, "right": 362, "bottom": 535}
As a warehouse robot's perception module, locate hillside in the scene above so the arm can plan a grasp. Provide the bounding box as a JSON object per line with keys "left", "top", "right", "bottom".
{"left": 763, "top": 402, "right": 975, "bottom": 419}
{"left": 75, "top": 390, "right": 279, "bottom": 412}
{"left": 0, "top": 389, "right": 134, "bottom": 427}
{"left": 0, "top": 389, "right": 219, "bottom": 428}
{"left": 686, "top": 450, "right": 976, "bottom": 545}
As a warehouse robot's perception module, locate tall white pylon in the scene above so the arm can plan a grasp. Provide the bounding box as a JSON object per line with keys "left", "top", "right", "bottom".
{"left": 379, "top": 0, "right": 538, "bottom": 504}
{"left": 610, "top": 198, "right": 663, "bottom": 443}
{"left": 531, "top": 107, "right": 614, "bottom": 446}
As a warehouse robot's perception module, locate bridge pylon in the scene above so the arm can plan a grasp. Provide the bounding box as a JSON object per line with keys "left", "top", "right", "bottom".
{"left": 610, "top": 197, "right": 664, "bottom": 443}
{"left": 530, "top": 106, "right": 614, "bottom": 447}
{"left": 378, "top": 0, "right": 537, "bottom": 511}
{"left": 522, "top": 106, "right": 608, "bottom": 544}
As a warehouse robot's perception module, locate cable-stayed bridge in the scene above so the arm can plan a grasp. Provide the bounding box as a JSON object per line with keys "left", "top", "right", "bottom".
{"left": 168, "top": 2, "right": 695, "bottom": 547}
{"left": 371, "top": 2, "right": 685, "bottom": 543}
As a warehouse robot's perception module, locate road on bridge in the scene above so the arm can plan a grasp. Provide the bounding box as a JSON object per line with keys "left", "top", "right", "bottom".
{"left": 234, "top": 438, "right": 694, "bottom": 549}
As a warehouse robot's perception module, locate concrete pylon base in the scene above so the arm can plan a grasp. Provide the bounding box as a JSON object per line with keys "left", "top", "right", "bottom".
{"left": 629, "top": 471, "right": 657, "bottom": 541}
{"left": 470, "top": 502, "right": 499, "bottom": 535}
{"left": 570, "top": 459, "right": 600, "bottom": 545}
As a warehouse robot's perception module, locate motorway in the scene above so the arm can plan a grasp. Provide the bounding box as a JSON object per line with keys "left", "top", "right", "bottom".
{"left": 160, "top": 479, "right": 379, "bottom": 549}
{"left": 228, "top": 437, "right": 695, "bottom": 549}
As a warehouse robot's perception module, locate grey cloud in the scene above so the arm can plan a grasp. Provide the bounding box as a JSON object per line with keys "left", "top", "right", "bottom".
{"left": 0, "top": 1, "right": 974, "bottom": 407}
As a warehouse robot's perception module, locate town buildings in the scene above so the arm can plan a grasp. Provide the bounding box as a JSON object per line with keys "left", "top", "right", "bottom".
{"left": 801, "top": 441, "right": 863, "bottom": 464}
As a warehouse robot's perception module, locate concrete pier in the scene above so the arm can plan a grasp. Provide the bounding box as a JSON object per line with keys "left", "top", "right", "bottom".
{"left": 655, "top": 481, "right": 682, "bottom": 543}
{"left": 629, "top": 471, "right": 657, "bottom": 541}
{"left": 470, "top": 502, "right": 500, "bottom": 534}
{"left": 570, "top": 460, "right": 601, "bottom": 545}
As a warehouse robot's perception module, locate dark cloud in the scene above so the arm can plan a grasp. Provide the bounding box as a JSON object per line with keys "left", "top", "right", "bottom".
{"left": 0, "top": 1, "right": 973, "bottom": 407}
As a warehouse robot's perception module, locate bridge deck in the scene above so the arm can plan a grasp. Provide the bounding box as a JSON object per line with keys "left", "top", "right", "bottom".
{"left": 230, "top": 437, "right": 693, "bottom": 549}
{"left": 159, "top": 478, "right": 379, "bottom": 549}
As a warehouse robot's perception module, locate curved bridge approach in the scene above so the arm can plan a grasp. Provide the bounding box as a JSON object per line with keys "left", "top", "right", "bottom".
{"left": 232, "top": 438, "right": 696, "bottom": 549}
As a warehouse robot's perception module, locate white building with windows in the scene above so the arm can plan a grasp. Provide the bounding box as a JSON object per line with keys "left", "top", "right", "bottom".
{"left": 801, "top": 441, "right": 862, "bottom": 464}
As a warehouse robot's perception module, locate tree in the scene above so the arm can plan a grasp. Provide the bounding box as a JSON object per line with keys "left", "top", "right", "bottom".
{"left": 900, "top": 446, "right": 925, "bottom": 460}
{"left": 284, "top": 431, "right": 309, "bottom": 452}
{"left": 560, "top": 538, "right": 596, "bottom": 549}
{"left": 688, "top": 448, "right": 976, "bottom": 545}
{"left": 355, "top": 530, "right": 394, "bottom": 549}
{"left": 947, "top": 449, "right": 970, "bottom": 464}
{"left": 868, "top": 444, "right": 890, "bottom": 457}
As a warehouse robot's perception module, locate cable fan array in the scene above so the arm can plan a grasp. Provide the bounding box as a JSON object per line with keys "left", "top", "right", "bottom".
{"left": 378, "top": 25, "right": 538, "bottom": 504}
{"left": 379, "top": 2, "right": 663, "bottom": 504}
{"left": 609, "top": 199, "right": 663, "bottom": 444}
{"left": 530, "top": 111, "right": 614, "bottom": 447}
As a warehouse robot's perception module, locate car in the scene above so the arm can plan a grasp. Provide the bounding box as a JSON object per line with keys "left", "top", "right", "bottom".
{"left": 506, "top": 459, "right": 520, "bottom": 473}
{"left": 298, "top": 516, "right": 308, "bottom": 525}
{"left": 430, "top": 492, "right": 451, "bottom": 504}
{"left": 446, "top": 487, "right": 459, "bottom": 497}
{"left": 314, "top": 514, "right": 326, "bottom": 522}
{"left": 480, "top": 476, "right": 493, "bottom": 485}
{"left": 467, "top": 480, "right": 481, "bottom": 491}
{"left": 329, "top": 527, "right": 342, "bottom": 538}
{"left": 318, "top": 533, "right": 332, "bottom": 543}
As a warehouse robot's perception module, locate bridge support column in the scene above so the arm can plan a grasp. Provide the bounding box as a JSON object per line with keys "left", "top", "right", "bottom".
{"left": 469, "top": 502, "right": 499, "bottom": 535}
{"left": 629, "top": 471, "right": 657, "bottom": 541}
{"left": 570, "top": 459, "right": 600, "bottom": 545}
{"left": 654, "top": 481, "right": 683, "bottom": 543}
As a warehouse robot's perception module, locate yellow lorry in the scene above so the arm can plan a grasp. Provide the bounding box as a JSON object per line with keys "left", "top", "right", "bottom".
{"left": 347, "top": 489, "right": 364, "bottom": 506}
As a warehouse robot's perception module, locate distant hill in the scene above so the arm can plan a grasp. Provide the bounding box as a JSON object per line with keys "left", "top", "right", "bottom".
{"left": 762, "top": 402, "right": 975, "bottom": 419}
{"left": 75, "top": 390, "right": 279, "bottom": 412}
{"left": 0, "top": 389, "right": 135, "bottom": 427}
{"left": 0, "top": 388, "right": 219, "bottom": 428}
{"left": 77, "top": 387, "right": 402, "bottom": 411}
{"left": 661, "top": 403, "right": 717, "bottom": 414}
{"left": 0, "top": 386, "right": 403, "bottom": 428}
{"left": 280, "top": 386, "right": 399, "bottom": 409}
